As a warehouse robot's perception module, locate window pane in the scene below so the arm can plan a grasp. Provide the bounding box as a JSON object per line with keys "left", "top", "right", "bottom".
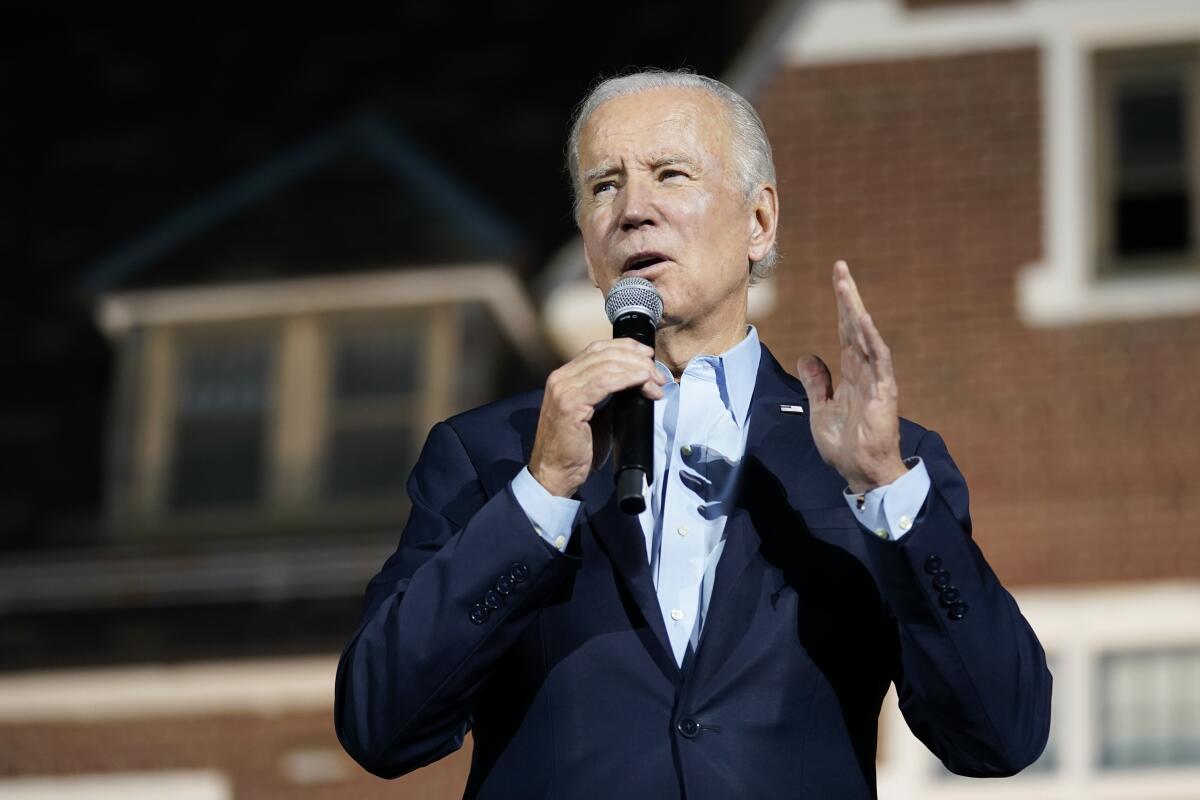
{"left": 1101, "top": 647, "right": 1200, "bottom": 768}
{"left": 1118, "top": 79, "right": 1187, "bottom": 169}
{"left": 332, "top": 326, "right": 420, "bottom": 399}
{"left": 169, "top": 338, "right": 271, "bottom": 510}
{"left": 325, "top": 322, "right": 422, "bottom": 502}
{"left": 1107, "top": 56, "right": 1194, "bottom": 260}
{"left": 1116, "top": 191, "right": 1192, "bottom": 258}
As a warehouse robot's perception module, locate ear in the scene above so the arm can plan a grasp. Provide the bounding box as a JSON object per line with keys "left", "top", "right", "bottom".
{"left": 746, "top": 183, "right": 779, "bottom": 264}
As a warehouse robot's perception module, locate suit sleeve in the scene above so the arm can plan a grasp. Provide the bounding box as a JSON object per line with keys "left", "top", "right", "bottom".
{"left": 863, "top": 429, "right": 1052, "bottom": 777}
{"left": 333, "top": 419, "right": 578, "bottom": 779}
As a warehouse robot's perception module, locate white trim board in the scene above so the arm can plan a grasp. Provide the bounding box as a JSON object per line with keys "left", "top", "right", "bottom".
{"left": 0, "top": 655, "right": 337, "bottom": 722}
{"left": 97, "top": 263, "right": 551, "bottom": 364}
{"left": 783, "top": 0, "right": 1200, "bottom": 326}
{"left": 0, "top": 771, "right": 231, "bottom": 800}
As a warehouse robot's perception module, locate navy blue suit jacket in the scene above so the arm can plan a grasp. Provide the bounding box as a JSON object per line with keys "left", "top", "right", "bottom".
{"left": 334, "top": 344, "right": 1052, "bottom": 798}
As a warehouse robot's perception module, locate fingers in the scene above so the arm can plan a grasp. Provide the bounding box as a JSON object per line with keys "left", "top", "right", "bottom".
{"left": 833, "top": 260, "right": 874, "bottom": 358}
{"left": 858, "top": 310, "right": 893, "bottom": 373}
{"left": 795, "top": 354, "right": 833, "bottom": 405}
{"left": 548, "top": 338, "right": 665, "bottom": 413}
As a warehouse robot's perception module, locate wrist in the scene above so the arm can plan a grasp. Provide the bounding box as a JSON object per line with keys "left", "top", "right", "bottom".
{"left": 529, "top": 464, "right": 579, "bottom": 499}
{"left": 846, "top": 456, "right": 908, "bottom": 495}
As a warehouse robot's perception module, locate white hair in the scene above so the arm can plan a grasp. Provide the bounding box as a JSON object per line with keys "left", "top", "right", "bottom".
{"left": 566, "top": 69, "right": 779, "bottom": 281}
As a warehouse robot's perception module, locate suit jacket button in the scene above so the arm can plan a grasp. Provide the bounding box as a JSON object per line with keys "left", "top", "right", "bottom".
{"left": 924, "top": 554, "right": 943, "bottom": 574}
{"left": 948, "top": 601, "right": 969, "bottom": 621}
{"left": 470, "top": 603, "right": 488, "bottom": 625}
{"left": 484, "top": 589, "right": 502, "bottom": 610}
{"left": 510, "top": 562, "right": 530, "bottom": 583}
{"left": 496, "top": 574, "right": 514, "bottom": 595}
{"left": 938, "top": 587, "right": 960, "bottom": 607}
{"left": 932, "top": 572, "right": 952, "bottom": 591}
{"left": 677, "top": 718, "right": 700, "bottom": 738}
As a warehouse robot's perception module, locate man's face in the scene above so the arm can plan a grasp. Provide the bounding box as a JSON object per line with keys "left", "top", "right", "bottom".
{"left": 576, "top": 87, "right": 769, "bottom": 330}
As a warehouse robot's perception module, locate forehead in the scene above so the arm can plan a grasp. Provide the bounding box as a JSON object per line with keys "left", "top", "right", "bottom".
{"left": 578, "top": 86, "right": 734, "bottom": 169}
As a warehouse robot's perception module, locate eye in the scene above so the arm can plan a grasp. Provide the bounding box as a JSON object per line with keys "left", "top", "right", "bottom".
{"left": 659, "top": 168, "right": 688, "bottom": 182}
{"left": 592, "top": 180, "right": 617, "bottom": 197}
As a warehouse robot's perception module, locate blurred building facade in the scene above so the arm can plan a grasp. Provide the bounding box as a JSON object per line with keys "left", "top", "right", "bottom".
{"left": 2, "top": 0, "right": 1199, "bottom": 797}
{"left": 0, "top": 115, "right": 544, "bottom": 796}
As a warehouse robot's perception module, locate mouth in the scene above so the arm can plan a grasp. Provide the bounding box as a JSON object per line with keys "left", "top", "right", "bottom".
{"left": 621, "top": 252, "right": 672, "bottom": 276}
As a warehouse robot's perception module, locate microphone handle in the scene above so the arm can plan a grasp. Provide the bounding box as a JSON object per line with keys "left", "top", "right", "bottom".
{"left": 611, "top": 311, "right": 656, "bottom": 514}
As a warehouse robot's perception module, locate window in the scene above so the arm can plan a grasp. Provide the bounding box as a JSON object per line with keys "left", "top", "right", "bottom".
{"left": 168, "top": 333, "right": 274, "bottom": 510}
{"left": 117, "top": 307, "right": 467, "bottom": 536}
{"left": 1101, "top": 646, "right": 1200, "bottom": 768}
{"left": 1095, "top": 44, "right": 1200, "bottom": 274}
{"left": 323, "top": 320, "right": 423, "bottom": 502}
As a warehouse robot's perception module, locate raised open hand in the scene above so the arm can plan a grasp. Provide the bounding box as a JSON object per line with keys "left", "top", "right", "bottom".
{"left": 796, "top": 261, "right": 908, "bottom": 494}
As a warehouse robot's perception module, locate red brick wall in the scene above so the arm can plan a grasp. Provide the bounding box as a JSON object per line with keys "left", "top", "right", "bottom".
{"left": 755, "top": 49, "right": 1200, "bottom": 587}
{"left": 0, "top": 711, "right": 471, "bottom": 799}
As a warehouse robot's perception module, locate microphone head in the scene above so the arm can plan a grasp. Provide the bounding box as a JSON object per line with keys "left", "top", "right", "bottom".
{"left": 604, "top": 276, "right": 663, "bottom": 327}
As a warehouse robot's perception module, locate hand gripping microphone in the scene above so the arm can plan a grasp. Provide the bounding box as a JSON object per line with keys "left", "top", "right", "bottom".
{"left": 604, "top": 277, "right": 664, "bottom": 514}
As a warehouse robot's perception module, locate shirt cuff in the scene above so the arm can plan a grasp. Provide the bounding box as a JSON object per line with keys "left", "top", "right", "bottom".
{"left": 842, "top": 456, "right": 930, "bottom": 541}
{"left": 511, "top": 466, "right": 583, "bottom": 553}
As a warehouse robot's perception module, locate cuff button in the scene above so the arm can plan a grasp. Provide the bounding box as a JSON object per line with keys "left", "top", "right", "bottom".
{"left": 948, "top": 601, "right": 969, "bottom": 621}
{"left": 470, "top": 604, "right": 488, "bottom": 625}
{"left": 484, "top": 590, "right": 502, "bottom": 610}
{"left": 923, "top": 554, "right": 943, "bottom": 574}
{"left": 510, "top": 562, "right": 530, "bottom": 583}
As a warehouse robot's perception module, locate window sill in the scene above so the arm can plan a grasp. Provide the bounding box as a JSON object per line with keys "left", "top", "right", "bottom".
{"left": 1018, "top": 259, "right": 1200, "bottom": 325}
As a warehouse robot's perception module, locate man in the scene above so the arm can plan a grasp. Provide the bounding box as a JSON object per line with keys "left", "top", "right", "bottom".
{"left": 334, "top": 71, "right": 1051, "bottom": 799}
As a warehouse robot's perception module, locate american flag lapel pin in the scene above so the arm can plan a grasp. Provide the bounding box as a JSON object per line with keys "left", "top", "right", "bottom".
{"left": 779, "top": 404, "right": 805, "bottom": 415}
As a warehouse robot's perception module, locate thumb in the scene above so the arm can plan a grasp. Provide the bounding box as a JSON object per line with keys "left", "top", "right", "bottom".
{"left": 795, "top": 354, "right": 833, "bottom": 405}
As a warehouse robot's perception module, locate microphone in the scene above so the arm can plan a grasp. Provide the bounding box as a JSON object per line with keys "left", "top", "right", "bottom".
{"left": 604, "top": 277, "right": 663, "bottom": 514}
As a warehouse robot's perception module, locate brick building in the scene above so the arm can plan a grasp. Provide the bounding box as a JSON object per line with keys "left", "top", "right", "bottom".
{"left": 758, "top": 1, "right": 1200, "bottom": 797}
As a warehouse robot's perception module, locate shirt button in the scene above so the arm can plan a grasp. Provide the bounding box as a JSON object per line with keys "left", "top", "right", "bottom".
{"left": 874, "top": 528, "right": 890, "bottom": 540}
{"left": 898, "top": 515, "right": 913, "bottom": 531}
{"left": 670, "top": 609, "right": 684, "bottom": 621}
{"left": 680, "top": 444, "right": 692, "bottom": 457}
{"left": 554, "top": 535, "right": 566, "bottom": 550}
{"left": 677, "top": 526, "right": 688, "bottom": 537}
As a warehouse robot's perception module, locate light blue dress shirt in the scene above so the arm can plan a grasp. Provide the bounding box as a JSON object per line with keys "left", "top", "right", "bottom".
{"left": 511, "top": 326, "right": 931, "bottom": 666}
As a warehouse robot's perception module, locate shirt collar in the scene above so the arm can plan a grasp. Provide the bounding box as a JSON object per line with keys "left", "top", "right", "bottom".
{"left": 717, "top": 324, "right": 761, "bottom": 428}
{"left": 657, "top": 324, "right": 761, "bottom": 429}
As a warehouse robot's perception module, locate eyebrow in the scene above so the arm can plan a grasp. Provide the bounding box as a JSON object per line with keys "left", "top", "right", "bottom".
{"left": 583, "top": 154, "right": 698, "bottom": 185}
{"left": 649, "top": 155, "right": 695, "bottom": 171}
{"left": 583, "top": 164, "right": 620, "bottom": 185}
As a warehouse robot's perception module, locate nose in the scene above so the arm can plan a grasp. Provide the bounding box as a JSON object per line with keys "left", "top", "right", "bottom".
{"left": 617, "top": 175, "right": 657, "bottom": 232}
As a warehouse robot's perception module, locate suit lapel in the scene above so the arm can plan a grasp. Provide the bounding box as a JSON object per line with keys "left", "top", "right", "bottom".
{"left": 579, "top": 455, "right": 682, "bottom": 683}
{"left": 687, "top": 345, "right": 821, "bottom": 687}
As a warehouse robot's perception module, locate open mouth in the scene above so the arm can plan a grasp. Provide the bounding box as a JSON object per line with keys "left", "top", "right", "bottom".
{"left": 622, "top": 252, "right": 671, "bottom": 274}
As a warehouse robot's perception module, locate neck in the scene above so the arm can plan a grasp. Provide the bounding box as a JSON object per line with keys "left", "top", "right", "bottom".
{"left": 655, "top": 297, "right": 748, "bottom": 379}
